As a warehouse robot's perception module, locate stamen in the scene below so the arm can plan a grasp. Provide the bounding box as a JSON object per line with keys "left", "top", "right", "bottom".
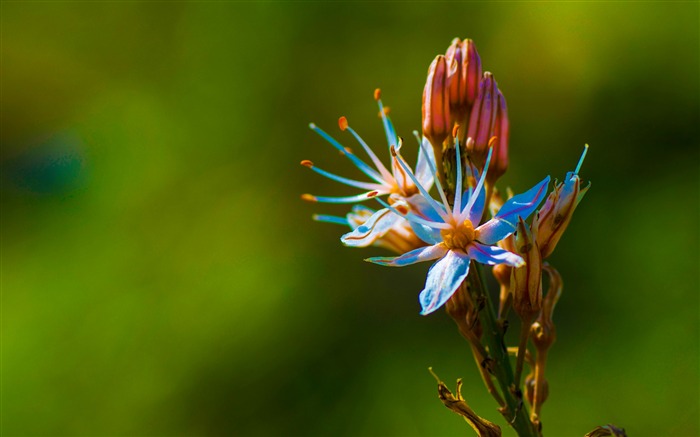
{"left": 462, "top": 146, "right": 494, "bottom": 218}
{"left": 391, "top": 145, "right": 450, "bottom": 222}
{"left": 345, "top": 124, "right": 395, "bottom": 183}
{"left": 413, "top": 130, "right": 451, "bottom": 213}
{"left": 375, "top": 197, "right": 451, "bottom": 230}
{"left": 301, "top": 161, "right": 387, "bottom": 191}
{"left": 312, "top": 214, "right": 349, "bottom": 226}
{"left": 375, "top": 93, "right": 398, "bottom": 152}
{"left": 575, "top": 144, "right": 589, "bottom": 175}
{"left": 338, "top": 116, "right": 348, "bottom": 131}
{"left": 454, "top": 132, "right": 463, "bottom": 215}
{"left": 309, "top": 123, "right": 384, "bottom": 184}
{"left": 308, "top": 192, "right": 379, "bottom": 204}
{"left": 301, "top": 194, "right": 317, "bottom": 202}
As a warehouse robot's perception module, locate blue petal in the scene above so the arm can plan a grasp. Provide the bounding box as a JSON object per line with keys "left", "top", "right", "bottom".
{"left": 419, "top": 250, "right": 471, "bottom": 315}
{"left": 476, "top": 176, "right": 550, "bottom": 245}
{"left": 341, "top": 208, "right": 401, "bottom": 247}
{"left": 366, "top": 244, "right": 447, "bottom": 267}
{"left": 467, "top": 182, "right": 486, "bottom": 225}
{"left": 467, "top": 242, "right": 524, "bottom": 267}
{"left": 409, "top": 221, "right": 442, "bottom": 245}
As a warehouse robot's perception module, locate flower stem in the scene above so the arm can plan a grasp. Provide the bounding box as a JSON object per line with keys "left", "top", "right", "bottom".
{"left": 469, "top": 261, "right": 540, "bottom": 437}
{"left": 513, "top": 317, "right": 532, "bottom": 391}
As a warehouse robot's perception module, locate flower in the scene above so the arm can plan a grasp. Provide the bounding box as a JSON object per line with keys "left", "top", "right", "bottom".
{"left": 366, "top": 135, "right": 550, "bottom": 315}
{"left": 533, "top": 145, "right": 590, "bottom": 258}
{"left": 302, "top": 90, "right": 437, "bottom": 248}
{"left": 313, "top": 205, "right": 424, "bottom": 254}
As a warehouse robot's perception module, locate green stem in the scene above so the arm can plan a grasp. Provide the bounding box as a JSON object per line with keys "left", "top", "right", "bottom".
{"left": 469, "top": 261, "right": 540, "bottom": 437}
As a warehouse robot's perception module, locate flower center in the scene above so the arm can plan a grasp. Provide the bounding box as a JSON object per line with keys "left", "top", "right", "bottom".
{"left": 441, "top": 219, "right": 475, "bottom": 251}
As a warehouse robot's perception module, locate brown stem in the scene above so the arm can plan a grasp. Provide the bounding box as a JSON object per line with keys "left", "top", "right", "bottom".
{"left": 531, "top": 348, "right": 548, "bottom": 423}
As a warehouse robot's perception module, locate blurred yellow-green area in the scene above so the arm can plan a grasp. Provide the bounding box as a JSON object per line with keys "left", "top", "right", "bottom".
{"left": 2, "top": 2, "right": 698, "bottom": 436}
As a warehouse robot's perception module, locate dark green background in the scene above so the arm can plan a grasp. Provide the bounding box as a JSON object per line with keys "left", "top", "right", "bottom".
{"left": 2, "top": 2, "right": 698, "bottom": 436}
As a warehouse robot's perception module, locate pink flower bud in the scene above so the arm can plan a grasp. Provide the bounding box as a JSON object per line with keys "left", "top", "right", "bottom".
{"left": 444, "top": 38, "right": 482, "bottom": 123}
{"left": 422, "top": 55, "right": 451, "bottom": 149}
{"left": 466, "top": 73, "right": 508, "bottom": 171}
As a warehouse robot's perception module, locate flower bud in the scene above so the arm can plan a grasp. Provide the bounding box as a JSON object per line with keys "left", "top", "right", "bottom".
{"left": 422, "top": 55, "right": 451, "bottom": 149}
{"left": 524, "top": 372, "right": 548, "bottom": 406}
{"left": 486, "top": 93, "right": 509, "bottom": 185}
{"left": 534, "top": 146, "right": 590, "bottom": 259}
{"left": 511, "top": 218, "right": 542, "bottom": 321}
{"left": 466, "top": 73, "right": 508, "bottom": 170}
{"left": 446, "top": 282, "right": 482, "bottom": 339}
{"left": 444, "top": 38, "right": 482, "bottom": 123}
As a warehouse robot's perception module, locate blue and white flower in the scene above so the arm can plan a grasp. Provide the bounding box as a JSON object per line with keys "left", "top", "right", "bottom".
{"left": 366, "top": 137, "right": 551, "bottom": 315}
{"left": 302, "top": 91, "right": 436, "bottom": 248}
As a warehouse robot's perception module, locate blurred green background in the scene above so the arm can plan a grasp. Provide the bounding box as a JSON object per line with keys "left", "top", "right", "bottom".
{"left": 2, "top": 2, "right": 698, "bottom": 436}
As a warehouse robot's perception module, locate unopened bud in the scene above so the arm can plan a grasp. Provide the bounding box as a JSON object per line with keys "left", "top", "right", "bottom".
{"left": 486, "top": 93, "right": 509, "bottom": 185}
{"left": 534, "top": 146, "right": 590, "bottom": 259}
{"left": 524, "top": 372, "right": 548, "bottom": 406}
{"left": 466, "top": 73, "right": 508, "bottom": 169}
{"left": 422, "top": 55, "right": 451, "bottom": 149}
{"left": 585, "top": 425, "right": 627, "bottom": 437}
{"left": 511, "top": 218, "right": 542, "bottom": 321}
{"left": 446, "top": 282, "right": 482, "bottom": 339}
{"left": 444, "top": 38, "right": 483, "bottom": 123}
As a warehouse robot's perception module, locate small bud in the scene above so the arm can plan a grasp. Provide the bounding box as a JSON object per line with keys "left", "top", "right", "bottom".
{"left": 524, "top": 372, "right": 548, "bottom": 406}
{"left": 422, "top": 55, "right": 451, "bottom": 149}
{"left": 446, "top": 282, "right": 482, "bottom": 339}
{"left": 511, "top": 218, "right": 542, "bottom": 321}
{"left": 534, "top": 146, "right": 590, "bottom": 259}
{"left": 444, "top": 38, "right": 483, "bottom": 123}
{"left": 531, "top": 264, "right": 562, "bottom": 351}
{"left": 585, "top": 425, "right": 627, "bottom": 437}
{"left": 466, "top": 73, "right": 508, "bottom": 170}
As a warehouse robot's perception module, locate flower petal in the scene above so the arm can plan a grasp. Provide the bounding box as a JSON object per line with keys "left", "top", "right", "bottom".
{"left": 409, "top": 221, "right": 443, "bottom": 245}
{"left": 467, "top": 181, "right": 486, "bottom": 225}
{"left": 415, "top": 136, "right": 436, "bottom": 190}
{"left": 419, "top": 250, "right": 471, "bottom": 315}
{"left": 341, "top": 208, "right": 402, "bottom": 247}
{"left": 467, "top": 242, "right": 524, "bottom": 267}
{"left": 476, "top": 176, "right": 550, "bottom": 245}
{"left": 366, "top": 244, "right": 447, "bottom": 267}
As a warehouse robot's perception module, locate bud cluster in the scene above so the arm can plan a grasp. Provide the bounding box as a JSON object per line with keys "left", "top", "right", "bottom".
{"left": 422, "top": 38, "right": 508, "bottom": 193}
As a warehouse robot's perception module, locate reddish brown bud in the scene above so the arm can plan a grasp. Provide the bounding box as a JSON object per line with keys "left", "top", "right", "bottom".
{"left": 445, "top": 38, "right": 483, "bottom": 122}
{"left": 422, "top": 55, "right": 451, "bottom": 148}
{"left": 466, "top": 73, "right": 508, "bottom": 171}
{"left": 486, "top": 92, "right": 509, "bottom": 185}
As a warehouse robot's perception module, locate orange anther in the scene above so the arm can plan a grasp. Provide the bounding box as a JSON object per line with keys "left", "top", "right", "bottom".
{"left": 338, "top": 116, "right": 348, "bottom": 131}
{"left": 301, "top": 194, "right": 317, "bottom": 202}
{"left": 374, "top": 88, "right": 382, "bottom": 101}
{"left": 300, "top": 160, "right": 313, "bottom": 168}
